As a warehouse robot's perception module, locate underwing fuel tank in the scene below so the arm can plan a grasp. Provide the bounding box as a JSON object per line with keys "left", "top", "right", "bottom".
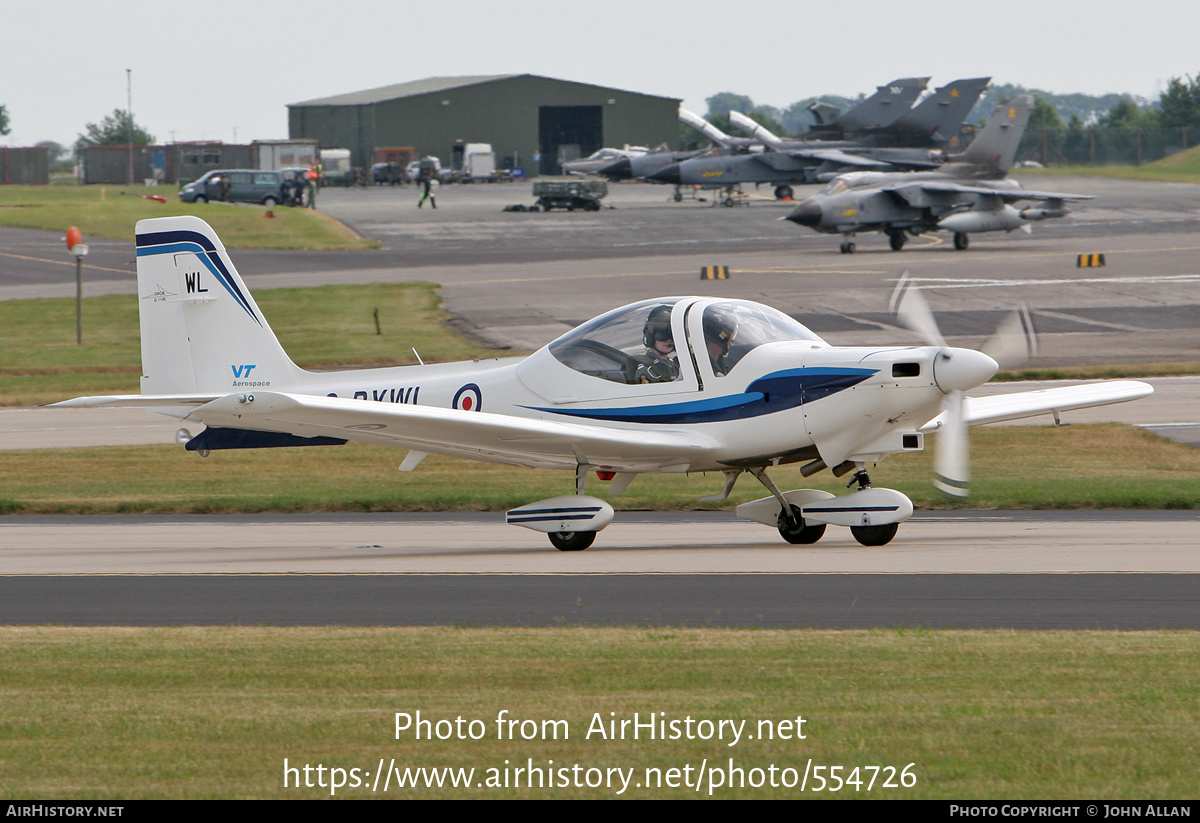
{"left": 937, "top": 205, "right": 1027, "bottom": 234}
{"left": 1019, "top": 206, "right": 1069, "bottom": 221}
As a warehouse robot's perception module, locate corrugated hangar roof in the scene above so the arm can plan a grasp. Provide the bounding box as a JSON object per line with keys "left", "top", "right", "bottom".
{"left": 290, "top": 74, "right": 678, "bottom": 107}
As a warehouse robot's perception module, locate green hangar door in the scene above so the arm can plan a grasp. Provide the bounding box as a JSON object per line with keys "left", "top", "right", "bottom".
{"left": 539, "top": 106, "right": 602, "bottom": 175}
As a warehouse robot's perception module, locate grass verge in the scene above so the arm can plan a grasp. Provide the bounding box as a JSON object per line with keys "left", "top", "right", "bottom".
{"left": 0, "top": 627, "right": 1195, "bottom": 799}
{"left": 1, "top": 283, "right": 502, "bottom": 407}
{"left": 1016, "top": 144, "right": 1200, "bottom": 184}
{"left": 2, "top": 424, "right": 1197, "bottom": 513}
{"left": 0, "top": 184, "right": 376, "bottom": 249}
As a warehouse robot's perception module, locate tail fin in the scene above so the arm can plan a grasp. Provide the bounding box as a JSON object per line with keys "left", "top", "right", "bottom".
{"left": 134, "top": 215, "right": 306, "bottom": 395}
{"left": 807, "top": 77, "right": 929, "bottom": 136}
{"left": 884, "top": 77, "right": 990, "bottom": 144}
{"left": 728, "top": 111, "right": 783, "bottom": 148}
{"left": 954, "top": 94, "right": 1034, "bottom": 176}
{"left": 679, "top": 109, "right": 736, "bottom": 148}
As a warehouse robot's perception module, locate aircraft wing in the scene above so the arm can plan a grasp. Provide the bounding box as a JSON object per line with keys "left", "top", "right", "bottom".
{"left": 783, "top": 149, "right": 894, "bottom": 168}
{"left": 920, "top": 381, "right": 1154, "bottom": 431}
{"left": 911, "top": 181, "right": 1095, "bottom": 202}
{"left": 180, "top": 391, "right": 722, "bottom": 471}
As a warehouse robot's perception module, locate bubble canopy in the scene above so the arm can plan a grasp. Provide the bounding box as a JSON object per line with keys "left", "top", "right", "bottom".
{"left": 547, "top": 298, "right": 825, "bottom": 384}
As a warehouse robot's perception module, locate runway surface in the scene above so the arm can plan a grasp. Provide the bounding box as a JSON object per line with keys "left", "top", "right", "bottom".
{"left": 2, "top": 511, "right": 1197, "bottom": 627}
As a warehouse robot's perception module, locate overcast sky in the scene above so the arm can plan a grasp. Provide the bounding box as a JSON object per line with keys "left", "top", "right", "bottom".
{"left": 5, "top": 0, "right": 1199, "bottom": 150}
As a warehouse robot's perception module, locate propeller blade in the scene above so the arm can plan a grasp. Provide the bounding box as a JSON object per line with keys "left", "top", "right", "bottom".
{"left": 981, "top": 305, "right": 1038, "bottom": 369}
{"left": 933, "top": 389, "right": 969, "bottom": 499}
{"left": 889, "top": 273, "right": 946, "bottom": 347}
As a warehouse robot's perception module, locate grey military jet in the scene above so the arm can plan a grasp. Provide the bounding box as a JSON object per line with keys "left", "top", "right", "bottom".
{"left": 601, "top": 78, "right": 932, "bottom": 190}
{"left": 562, "top": 146, "right": 649, "bottom": 176}
{"left": 650, "top": 78, "right": 989, "bottom": 200}
{"left": 784, "top": 95, "right": 1093, "bottom": 253}
{"left": 595, "top": 110, "right": 738, "bottom": 185}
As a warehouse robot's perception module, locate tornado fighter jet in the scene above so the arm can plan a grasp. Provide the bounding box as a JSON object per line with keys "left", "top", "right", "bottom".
{"left": 651, "top": 78, "right": 989, "bottom": 200}
{"left": 606, "top": 78, "right": 932, "bottom": 189}
{"left": 784, "top": 95, "right": 1093, "bottom": 252}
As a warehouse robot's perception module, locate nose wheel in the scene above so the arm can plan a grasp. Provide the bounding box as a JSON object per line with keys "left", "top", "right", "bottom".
{"left": 839, "top": 240, "right": 856, "bottom": 254}
{"left": 849, "top": 522, "right": 899, "bottom": 546}
{"left": 548, "top": 530, "right": 596, "bottom": 551}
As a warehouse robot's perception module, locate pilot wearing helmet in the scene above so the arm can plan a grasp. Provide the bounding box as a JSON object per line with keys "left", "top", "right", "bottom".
{"left": 703, "top": 307, "right": 738, "bottom": 376}
{"left": 625, "top": 305, "right": 680, "bottom": 384}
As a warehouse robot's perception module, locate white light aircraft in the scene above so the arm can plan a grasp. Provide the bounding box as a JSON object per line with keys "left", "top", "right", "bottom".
{"left": 55, "top": 216, "right": 1153, "bottom": 550}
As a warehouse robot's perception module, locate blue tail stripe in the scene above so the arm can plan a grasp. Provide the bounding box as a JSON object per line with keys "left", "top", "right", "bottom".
{"left": 135, "top": 230, "right": 260, "bottom": 326}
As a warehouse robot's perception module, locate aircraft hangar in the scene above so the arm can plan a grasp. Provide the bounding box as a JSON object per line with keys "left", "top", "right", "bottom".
{"left": 287, "top": 74, "right": 681, "bottom": 176}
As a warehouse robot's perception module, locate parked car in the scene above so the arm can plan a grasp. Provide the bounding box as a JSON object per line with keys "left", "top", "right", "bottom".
{"left": 179, "top": 169, "right": 288, "bottom": 205}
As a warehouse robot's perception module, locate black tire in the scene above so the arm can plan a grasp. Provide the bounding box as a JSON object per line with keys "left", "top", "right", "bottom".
{"left": 195, "top": 195, "right": 208, "bottom": 204}
{"left": 850, "top": 522, "right": 899, "bottom": 546}
{"left": 673, "top": 193, "right": 682, "bottom": 202}
{"left": 954, "top": 232, "right": 970, "bottom": 250}
{"left": 549, "top": 531, "right": 596, "bottom": 551}
{"left": 840, "top": 241, "right": 856, "bottom": 254}
{"left": 528, "top": 204, "right": 540, "bottom": 212}
{"left": 723, "top": 197, "right": 735, "bottom": 207}
{"left": 777, "top": 505, "right": 827, "bottom": 545}
{"left": 263, "top": 197, "right": 277, "bottom": 207}
{"left": 774, "top": 185, "right": 794, "bottom": 200}
{"left": 889, "top": 233, "right": 906, "bottom": 251}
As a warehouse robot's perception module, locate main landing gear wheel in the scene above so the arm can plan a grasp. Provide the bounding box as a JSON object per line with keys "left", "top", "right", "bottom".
{"left": 954, "top": 232, "right": 970, "bottom": 250}
{"left": 840, "top": 240, "right": 856, "bottom": 254}
{"left": 777, "top": 505, "right": 827, "bottom": 545}
{"left": 850, "top": 522, "right": 899, "bottom": 546}
{"left": 889, "top": 232, "right": 906, "bottom": 251}
{"left": 548, "top": 531, "right": 596, "bottom": 551}
{"left": 774, "top": 185, "right": 794, "bottom": 200}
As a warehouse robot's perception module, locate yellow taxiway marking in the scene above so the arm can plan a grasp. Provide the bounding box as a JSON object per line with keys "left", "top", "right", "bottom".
{"left": 0, "top": 250, "right": 131, "bottom": 276}
{"left": 896, "top": 273, "right": 1200, "bottom": 289}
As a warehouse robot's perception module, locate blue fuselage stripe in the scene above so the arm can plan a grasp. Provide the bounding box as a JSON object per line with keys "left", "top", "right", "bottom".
{"left": 524, "top": 367, "right": 876, "bottom": 424}
{"left": 803, "top": 505, "right": 900, "bottom": 513}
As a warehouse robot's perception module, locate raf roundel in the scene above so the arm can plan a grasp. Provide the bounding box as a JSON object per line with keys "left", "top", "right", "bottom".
{"left": 453, "top": 383, "right": 483, "bottom": 412}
